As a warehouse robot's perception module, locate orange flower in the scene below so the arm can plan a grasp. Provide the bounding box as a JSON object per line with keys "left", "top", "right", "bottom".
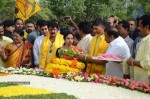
{"left": 52, "top": 68, "right": 60, "bottom": 76}
{"left": 50, "top": 58, "right": 56, "bottom": 63}
{"left": 71, "top": 46, "right": 83, "bottom": 52}
{"left": 70, "top": 60, "right": 78, "bottom": 68}
{"left": 0, "top": 73, "right": 9, "bottom": 76}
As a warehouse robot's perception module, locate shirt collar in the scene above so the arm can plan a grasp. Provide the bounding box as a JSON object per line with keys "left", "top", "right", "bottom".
{"left": 142, "top": 34, "right": 150, "bottom": 42}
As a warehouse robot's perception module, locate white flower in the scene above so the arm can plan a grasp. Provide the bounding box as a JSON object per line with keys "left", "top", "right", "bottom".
{"left": 18, "top": 69, "right": 23, "bottom": 73}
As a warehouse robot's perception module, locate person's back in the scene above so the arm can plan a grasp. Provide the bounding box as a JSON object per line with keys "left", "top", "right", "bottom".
{"left": 106, "top": 36, "right": 130, "bottom": 78}
{"left": 77, "top": 21, "right": 93, "bottom": 54}
{"left": 132, "top": 34, "right": 143, "bottom": 58}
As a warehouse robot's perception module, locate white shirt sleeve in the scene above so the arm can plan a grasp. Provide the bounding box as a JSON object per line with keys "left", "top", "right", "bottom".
{"left": 33, "top": 38, "right": 42, "bottom": 66}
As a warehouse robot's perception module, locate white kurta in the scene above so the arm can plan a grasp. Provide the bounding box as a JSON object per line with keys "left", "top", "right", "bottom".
{"left": 33, "top": 35, "right": 44, "bottom": 66}
{"left": 106, "top": 36, "right": 131, "bottom": 78}
{"left": 77, "top": 34, "right": 93, "bottom": 54}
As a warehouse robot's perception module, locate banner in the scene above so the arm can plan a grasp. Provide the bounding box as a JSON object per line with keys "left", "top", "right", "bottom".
{"left": 132, "top": 6, "right": 144, "bottom": 19}
{"left": 15, "top": 0, "right": 41, "bottom": 22}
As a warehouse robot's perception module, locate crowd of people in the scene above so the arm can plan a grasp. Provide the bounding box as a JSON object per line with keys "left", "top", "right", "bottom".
{"left": 0, "top": 15, "right": 150, "bottom": 83}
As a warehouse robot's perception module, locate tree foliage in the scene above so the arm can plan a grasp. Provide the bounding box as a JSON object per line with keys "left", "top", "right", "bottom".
{"left": 0, "top": 0, "right": 150, "bottom": 23}
{"left": 0, "top": 0, "right": 15, "bottom": 21}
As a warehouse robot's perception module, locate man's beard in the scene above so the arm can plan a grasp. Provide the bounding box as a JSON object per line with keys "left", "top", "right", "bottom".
{"left": 26, "top": 29, "right": 33, "bottom": 33}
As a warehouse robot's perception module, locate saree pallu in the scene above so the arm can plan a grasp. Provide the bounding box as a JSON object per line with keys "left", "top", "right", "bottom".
{"left": 39, "top": 33, "right": 64, "bottom": 68}
{"left": 86, "top": 34, "right": 108, "bottom": 74}
{"left": 5, "top": 41, "right": 32, "bottom": 68}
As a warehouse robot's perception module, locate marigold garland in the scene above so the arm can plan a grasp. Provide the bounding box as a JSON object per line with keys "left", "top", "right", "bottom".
{"left": 52, "top": 68, "right": 60, "bottom": 76}
{"left": 70, "top": 60, "right": 78, "bottom": 68}
{"left": 45, "top": 58, "right": 85, "bottom": 75}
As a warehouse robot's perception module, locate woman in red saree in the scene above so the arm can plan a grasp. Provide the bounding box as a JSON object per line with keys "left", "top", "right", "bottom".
{"left": 0, "top": 29, "right": 32, "bottom": 68}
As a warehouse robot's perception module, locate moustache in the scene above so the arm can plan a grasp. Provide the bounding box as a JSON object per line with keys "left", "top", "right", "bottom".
{"left": 51, "top": 32, "right": 56, "bottom": 34}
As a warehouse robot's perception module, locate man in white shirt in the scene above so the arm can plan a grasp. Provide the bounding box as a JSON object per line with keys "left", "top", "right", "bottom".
{"left": 104, "top": 29, "right": 130, "bottom": 78}
{"left": 33, "top": 20, "right": 49, "bottom": 67}
{"left": 76, "top": 28, "right": 130, "bottom": 78}
{"left": 77, "top": 21, "right": 93, "bottom": 54}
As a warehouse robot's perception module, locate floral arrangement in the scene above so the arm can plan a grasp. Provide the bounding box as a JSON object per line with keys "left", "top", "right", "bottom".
{"left": 58, "top": 46, "right": 83, "bottom": 58}
{"left": 0, "top": 82, "right": 77, "bottom": 99}
{"left": 45, "top": 58, "right": 85, "bottom": 76}
{"left": 0, "top": 84, "right": 52, "bottom": 97}
{"left": 0, "top": 67, "right": 150, "bottom": 94}
{"left": 0, "top": 67, "right": 49, "bottom": 77}
{"left": 62, "top": 72, "right": 150, "bottom": 93}
{"left": 97, "top": 53, "right": 123, "bottom": 61}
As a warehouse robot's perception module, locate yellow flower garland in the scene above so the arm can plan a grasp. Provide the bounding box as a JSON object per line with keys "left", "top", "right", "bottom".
{"left": 45, "top": 58, "right": 85, "bottom": 74}
{"left": 0, "top": 86, "right": 53, "bottom": 97}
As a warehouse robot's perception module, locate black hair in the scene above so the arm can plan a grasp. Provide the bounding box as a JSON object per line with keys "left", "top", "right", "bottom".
{"left": 106, "top": 28, "right": 120, "bottom": 38}
{"left": 60, "top": 28, "right": 73, "bottom": 40}
{"left": 36, "top": 19, "right": 45, "bottom": 26}
{"left": 92, "top": 18, "right": 105, "bottom": 26}
{"left": 104, "top": 21, "right": 111, "bottom": 32}
{"left": 38, "top": 20, "right": 48, "bottom": 28}
{"left": 79, "top": 21, "right": 91, "bottom": 34}
{"left": 118, "top": 20, "right": 130, "bottom": 31}
{"left": 14, "top": 28, "right": 24, "bottom": 37}
{"left": 25, "top": 20, "right": 35, "bottom": 25}
{"left": 139, "top": 15, "right": 150, "bottom": 29}
{"left": 14, "top": 18, "right": 23, "bottom": 23}
{"left": 48, "top": 19, "right": 59, "bottom": 29}
{"left": 2, "top": 20, "right": 15, "bottom": 29}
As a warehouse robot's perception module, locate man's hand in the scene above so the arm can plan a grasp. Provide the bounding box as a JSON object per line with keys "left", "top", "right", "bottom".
{"left": 127, "top": 57, "right": 134, "bottom": 66}
{"left": 0, "top": 46, "right": 5, "bottom": 56}
{"left": 74, "top": 54, "right": 86, "bottom": 60}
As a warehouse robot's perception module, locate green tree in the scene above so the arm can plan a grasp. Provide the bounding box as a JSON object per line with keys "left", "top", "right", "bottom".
{"left": 45, "top": 0, "right": 86, "bottom": 22}
{"left": 29, "top": 0, "right": 55, "bottom": 21}
{"left": 0, "top": 0, "right": 15, "bottom": 21}
{"left": 0, "top": 0, "right": 150, "bottom": 23}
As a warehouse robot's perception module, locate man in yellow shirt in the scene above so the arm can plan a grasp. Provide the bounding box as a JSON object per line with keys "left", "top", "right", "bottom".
{"left": 87, "top": 19, "right": 109, "bottom": 74}
{"left": 39, "top": 20, "right": 64, "bottom": 68}
{"left": 0, "top": 23, "right": 13, "bottom": 67}
{"left": 127, "top": 15, "right": 150, "bottom": 83}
